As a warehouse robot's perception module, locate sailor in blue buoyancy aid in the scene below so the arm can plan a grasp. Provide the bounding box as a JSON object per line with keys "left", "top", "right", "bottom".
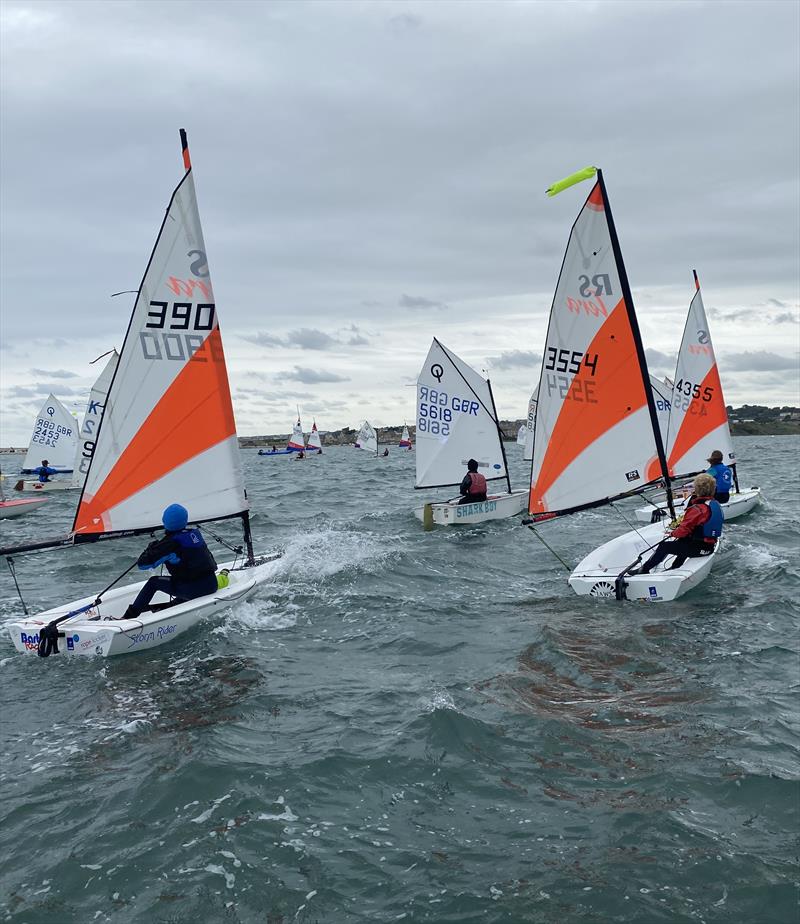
{"left": 638, "top": 473, "right": 723, "bottom": 573}
{"left": 122, "top": 504, "right": 218, "bottom": 619}
{"left": 35, "top": 459, "right": 58, "bottom": 483}
{"left": 706, "top": 449, "right": 733, "bottom": 503}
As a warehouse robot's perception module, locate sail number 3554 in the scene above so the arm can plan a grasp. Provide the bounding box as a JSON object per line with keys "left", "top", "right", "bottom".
{"left": 544, "top": 347, "right": 599, "bottom": 404}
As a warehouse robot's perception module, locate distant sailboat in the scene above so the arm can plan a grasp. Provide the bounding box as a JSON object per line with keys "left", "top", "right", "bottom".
{"left": 287, "top": 415, "right": 305, "bottom": 452}
{"left": 516, "top": 425, "right": 526, "bottom": 445}
{"left": 634, "top": 274, "right": 762, "bottom": 523}
{"left": 355, "top": 421, "right": 378, "bottom": 455}
{"left": 528, "top": 167, "right": 719, "bottom": 601}
{"left": 5, "top": 130, "right": 278, "bottom": 658}
{"left": 307, "top": 420, "right": 323, "bottom": 453}
{"left": 522, "top": 387, "right": 538, "bottom": 462}
{"left": 19, "top": 395, "right": 77, "bottom": 475}
{"left": 399, "top": 424, "right": 412, "bottom": 448}
{"left": 414, "top": 338, "right": 527, "bottom": 526}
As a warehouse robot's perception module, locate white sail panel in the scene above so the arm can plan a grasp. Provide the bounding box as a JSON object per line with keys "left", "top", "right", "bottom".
{"left": 356, "top": 421, "right": 378, "bottom": 454}
{"left": 662, "top": 282, "right": 734, "bottom": 479}
{"left": 649, "top": 374, "right": 672, "bottom": 448}
{"left": 72, "top": 351, "right": 119, "bottom": 488}
{"left": 73, "top": 143, "right": 247, "bottom": 538}
{"left": 523, "top": 387, "right": 538, "bottom": 462}
{"left": 529, "top": 179, "right": 658, "bottom": 516}
{"left": 516, "top": 425, "right": 526, "bottom": 445}
{"left": 22, "top": 395, "right": 78, "bottom": 472}
{"left": 415, "top": 338, "right": 506, "bottom": 489}
{"left": 307, "top": 421, "right": 322, "bottom": 451}
{"left": 287, "top": 418, "right": 305, "bottom": 451}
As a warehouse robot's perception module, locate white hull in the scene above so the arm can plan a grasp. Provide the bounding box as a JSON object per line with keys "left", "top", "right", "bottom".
{"left": 0, "top": 498, "right": 49, "bottom": 518}
{"left": 13, "top": 478, "right": 77, "bottom": 493}
{"left": 414, "top": 490, "right": 528, "bottom": 526}
{"left": 633, "top": 487, "right": 762, "bottom": 525}
{"left": 569, "top": 522, "right": 719, "bottom": 602}
{"left": 8, "top": 553, "right": 280, "bottom": 658}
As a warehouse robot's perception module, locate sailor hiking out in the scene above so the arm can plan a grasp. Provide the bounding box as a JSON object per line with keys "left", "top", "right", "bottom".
{"left": 637, "top": 473, "right": 723, "bottom": 574}
{"left": 122, "top": 504, "right": 218, "bottom": 619}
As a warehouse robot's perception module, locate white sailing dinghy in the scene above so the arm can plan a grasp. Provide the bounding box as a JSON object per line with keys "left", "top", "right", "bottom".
{"left": 355, "top": 421, "right": 379, "bottom": 455}
{"left": 516, "top": 425, "right": 526, "bottom": 446}
{"left": 633, "top": 274, "right": 761, "bottom": 524}
{"left": 4, "top": 130, "right": 278, "bottom": 658}
{"left": 414, "top": 338, "right": 527, "bottom": 526}
{"left": 527, "top": 167, "right": 719, "bottom": 602}
{"left": 13, "top": 395, "right": 78, "bottom": 491}
{"left": 307, "top": 420, "right": 323, "bottom": 453}
{"left": 287, "top": 415, "right": 305, "bottom": 453}
{"left": 522, "top": 387, "right": 538, "bottom": 462}
{"left": 399, "top": 424, "right": 412, "bottom": 449}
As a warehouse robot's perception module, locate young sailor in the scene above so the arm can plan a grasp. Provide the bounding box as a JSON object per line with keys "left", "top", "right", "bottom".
{"left": 459, "top": 458, "right": 488, "bottom": 505}
{"left": 638, "top": 473, "right": 723, "bottom": 573}
{"left": 34, "top": 460, "right": 58, "bottom": 483}
{"left": 122, "top": 504, "right": 218, "bottom": 618}
{"left": 706, "top": 449, "right": 733, "bottom": 503}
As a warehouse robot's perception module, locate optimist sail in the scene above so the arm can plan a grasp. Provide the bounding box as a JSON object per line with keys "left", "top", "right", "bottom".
{"left": 529, "top": 172, "right": 669, "bottom": 518}
{"left": 307, "top": 420, "right": 322, "bottom": 451}
{"left": 655, "top": 273, "right": 735, "bottom": 479}
{"left": 287, "top": 417, "right": 305, "bottom": 452}
{"left": 649, "top": 375, "right": 673, "bottom": 448}
{"left": 523, "top": 388, "right": 538, "bottom": 462}
{"left": 356, "top": 421, "right": 378, "bottom": 454}
{"left": 72, "top": 131, "right": 248, "bottom": 541}
{"left": 415, "top": 338, "right": 509, "bottom": 490}
{"left": 22, "top": 395, "right": 78, "bottom": 473}
{"left": 399, "top": 425, "right": 412, "bottom": 448}
{"left": 516, "top": 425, "right": 526, "bottom": 445}
{"left": 72, "top": 351, "right": 119, "bottom": 488}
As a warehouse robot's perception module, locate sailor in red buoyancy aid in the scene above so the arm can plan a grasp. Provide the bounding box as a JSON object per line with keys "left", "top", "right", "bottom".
{"left": 459, "top": 458, "right": 488, "bottom": 505}
{"left": 638, "top": 473, "right": 723, "bottom": 573}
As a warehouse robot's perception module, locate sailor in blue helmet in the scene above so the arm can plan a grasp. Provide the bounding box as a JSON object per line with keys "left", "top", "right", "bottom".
{"left": 122, "top": 504, "right": 218, "bottom": 619}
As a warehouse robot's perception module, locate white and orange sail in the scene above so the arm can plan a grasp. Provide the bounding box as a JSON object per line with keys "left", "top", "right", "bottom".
{"left": 529, "top": 169, "right": 670, "bottom": 519}
{"left": 653, "top": 272, "right": 734, "bottom": 480}
{"left": 399, "top": 425, "right": 412, "bottom": 448}
{"left": 72, "top": 131, "right": 248, "bottom": 541}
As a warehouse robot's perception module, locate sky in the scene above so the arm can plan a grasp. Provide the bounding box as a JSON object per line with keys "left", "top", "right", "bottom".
{"left": 1, "top": 0, "right": 798, "bottom": 444}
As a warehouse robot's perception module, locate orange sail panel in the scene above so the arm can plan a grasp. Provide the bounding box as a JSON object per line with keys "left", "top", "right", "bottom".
{"left": 529, "top": 176, "right": 661, "bottom": 516}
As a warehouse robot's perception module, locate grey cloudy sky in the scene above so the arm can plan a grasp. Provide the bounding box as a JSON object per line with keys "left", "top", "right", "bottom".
{"left": 1, "top": 0, "right": 798, "bottom": 443}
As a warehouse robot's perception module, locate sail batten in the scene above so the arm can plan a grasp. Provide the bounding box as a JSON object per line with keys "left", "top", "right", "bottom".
{"left": 529, "top": 171, "right": 668, "bottom": 517}
{"left": 71, "top": 136, "right": 248, "bottom": 539}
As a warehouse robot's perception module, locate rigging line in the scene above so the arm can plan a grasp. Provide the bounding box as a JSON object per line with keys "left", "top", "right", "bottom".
{"left": 6, "top": 557, "right": 29, "bottom": 616}
{"left": 608, "top": 501, "right": 653, "bottom": 543}
{"left": 524, "top": 525, "right": 572, "bottom": 571}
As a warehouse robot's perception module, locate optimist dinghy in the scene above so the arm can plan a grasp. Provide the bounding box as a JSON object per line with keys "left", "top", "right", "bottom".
{"left": 355, "top": 421, "right": 379, "bottom": 455}
{"left": 526, "top": 167, "right": 718, "bottom": 601}
{"left": 4, "top": 130, "right": 277, "bottom": 658}
{"left": 633, "top": 274, "right": 762, "bottom": 525}
{"left": 14, "top": 395, "right": 78, "bottom": 491}
{"left": 414, "top": 338, "right": 527, "bottom": 526}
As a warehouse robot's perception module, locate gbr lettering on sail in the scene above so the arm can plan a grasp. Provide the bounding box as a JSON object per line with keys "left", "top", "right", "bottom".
{"left": 139, "top": 250, "right": 221, "bottom": 362}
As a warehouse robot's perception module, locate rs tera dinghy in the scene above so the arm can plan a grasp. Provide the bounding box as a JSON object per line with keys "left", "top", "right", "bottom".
{"left": 4, "top": 130, "right": 278, "bottom": 657}
{"left": 632, "top": 273, "right": 762, "bottom": 525}
{"left": 525, "top": 167, "right": 720, "bottom": 601}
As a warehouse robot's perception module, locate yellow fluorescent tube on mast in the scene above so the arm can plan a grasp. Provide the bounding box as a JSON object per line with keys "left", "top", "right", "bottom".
{"left": 546, "top": 166, "right": 598, "bottom": 197}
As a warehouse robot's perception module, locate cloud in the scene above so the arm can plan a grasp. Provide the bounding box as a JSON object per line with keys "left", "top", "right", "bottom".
{"left": 772, "top": 312, "right": 799, "bottom": 325}
{"left": 30, "top": 368, "right": 78, "bottom": 378}
{"left": 723, "top": 350, "right": 798, "bottom": 372}
{"left": 399, "top": 294, "right": 449, "bottom": 311}
{"left": 282, "top": 367, "right": 350, "bottom": 384}
{"left": 286, "top": 328, "right": 338, "bottom": 350}
{"left": 239, "top": 332, "right": 284, "bottom": 347}
{"left": 767, "top": 298, "right": 788, "bottom": 308}
{"left": 490, "top": 350, "right": 541, "bottom": 369}
{"left": 645, "top": 348, "right": 675, "bottom": 369}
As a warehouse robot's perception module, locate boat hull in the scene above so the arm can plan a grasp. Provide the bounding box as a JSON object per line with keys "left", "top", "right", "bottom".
{"left": 633, "top": 487, "right": 762, "bottom": 524}
{"left": 569, "top": 522, "right": 719, "bottom": 602}
{"left": 13, "top": 479, "right": 77, "bottom": 493}
{"left": 0, "top": 498, "right": 49, "bottom": 518}
{"left": 414, "top": 490, "right": 528, "bottom": 526}
{"left": 258, "top": 449, "right": 294, "bottom": 456}
{"left": 8, "top": 554, "right": 280, "bottom": 658}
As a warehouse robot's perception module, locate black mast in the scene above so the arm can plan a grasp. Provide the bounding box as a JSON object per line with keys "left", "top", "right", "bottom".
{"left": 597, "top": 169, "right": 675, "bottom": 518}
{"left": 486, "top": 377, "right": 513, "bottom": 494}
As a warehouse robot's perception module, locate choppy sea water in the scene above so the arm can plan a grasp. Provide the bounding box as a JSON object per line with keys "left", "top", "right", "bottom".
{"left": 0, "top": 435, "right": 797, "bottom": 924}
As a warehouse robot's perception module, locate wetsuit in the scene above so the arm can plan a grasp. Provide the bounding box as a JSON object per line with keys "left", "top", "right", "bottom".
{"left": 127, "top": 527, "right": 218, "bottom": 617}
{"left": 640, "top": 497, "right": 723, "bottom": 573}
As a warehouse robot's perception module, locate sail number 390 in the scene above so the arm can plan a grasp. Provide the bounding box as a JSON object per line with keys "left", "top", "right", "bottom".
{"left": 140, "top": 300, "right": 218, "bottom": 361}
